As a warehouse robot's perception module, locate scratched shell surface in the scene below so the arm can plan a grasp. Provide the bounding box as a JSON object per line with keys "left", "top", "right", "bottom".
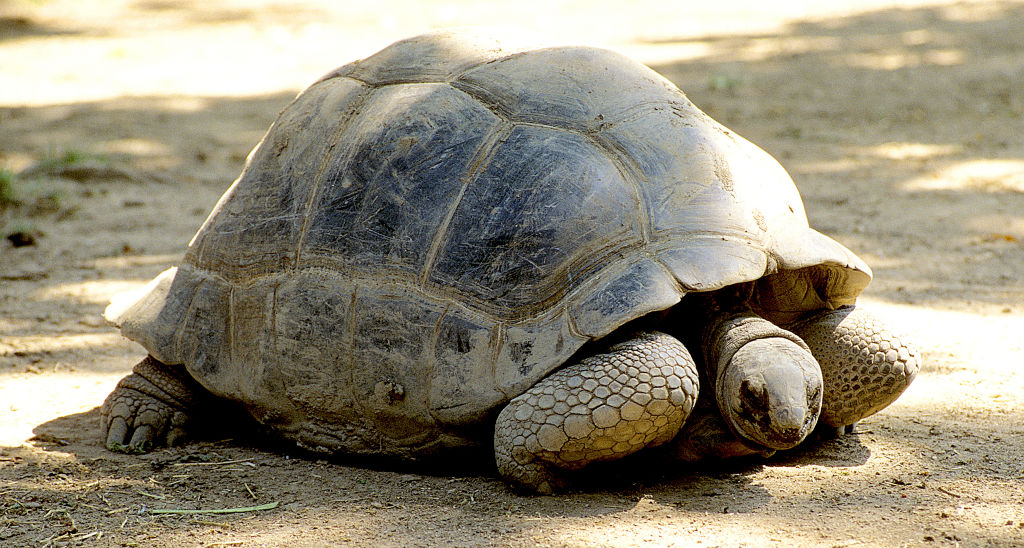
{"left": 106, "top": 30, "right": 871, "bottom": 456}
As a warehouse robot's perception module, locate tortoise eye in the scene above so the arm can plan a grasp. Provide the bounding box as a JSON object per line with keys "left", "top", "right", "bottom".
{"left": 807, "top": 386, "right": 821, "bottom": 408}
{"left": 740, "top": 379, "right": 768, "bottom": 412}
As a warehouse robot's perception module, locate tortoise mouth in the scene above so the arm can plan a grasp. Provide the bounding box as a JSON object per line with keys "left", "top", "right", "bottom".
{"left": 726, "top": 406, "right": 819, "bottom": 451}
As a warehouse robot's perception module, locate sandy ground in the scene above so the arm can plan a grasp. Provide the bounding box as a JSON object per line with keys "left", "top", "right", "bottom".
{"left": 2, "top": 0, "right": 1023, "bottom": 546}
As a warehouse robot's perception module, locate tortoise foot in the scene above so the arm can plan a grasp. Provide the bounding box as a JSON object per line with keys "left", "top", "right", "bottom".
{"left": 791, "top": 306, "right": 920, "bottom": 428}
{"left": 101, "top": 356, "right": 207, "bottom": 452}
{"left": 812, "top": 421, "right": 856, "bottom": 441}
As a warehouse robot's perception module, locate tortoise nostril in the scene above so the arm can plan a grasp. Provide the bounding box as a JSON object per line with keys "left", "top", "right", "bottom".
{"left": 772, "top": 407, "right": 806, "bottom": 432}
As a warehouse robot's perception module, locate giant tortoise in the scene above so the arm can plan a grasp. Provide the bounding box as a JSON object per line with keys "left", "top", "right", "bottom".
{"left": 100, "top": 30, "right": 919, "bottom": 493}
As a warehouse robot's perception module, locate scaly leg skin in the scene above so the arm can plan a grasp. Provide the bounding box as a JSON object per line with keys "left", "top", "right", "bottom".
{"left": 101, "top": 355, "right": 209, "bottom": 453}
{"left": 494, "top": 331, "right": 699, "bottom": 494}
{"left": 789, "top": 306, "right": 920, "bottom": 429}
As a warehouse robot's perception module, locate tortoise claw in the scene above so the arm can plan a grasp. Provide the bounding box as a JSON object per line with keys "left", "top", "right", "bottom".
{"left": 100, "top": 356, "right": 206, "bottom": 453}
{"left": 104, "top": 415, "right": 130, "bottom": 450}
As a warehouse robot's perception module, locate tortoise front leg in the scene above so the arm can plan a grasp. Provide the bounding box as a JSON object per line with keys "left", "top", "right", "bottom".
{"left": 493, "top": 331, "right": 699, "bottom": 494}
{"left": 101, "top": 356, "right": 210, "bottom": 452}
{"left": 789, "top": 306, "right": 920, "bottom": 430}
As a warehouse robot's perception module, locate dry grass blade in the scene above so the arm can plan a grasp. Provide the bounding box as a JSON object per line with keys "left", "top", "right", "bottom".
{"left": 150, "top": 501, "right": 279, "bottom": 515}
{"left": 135, "top": 489, "right": 169, "bottom": 500}
{"left": 170, "top": 459, "right": 256, "bottom": 468}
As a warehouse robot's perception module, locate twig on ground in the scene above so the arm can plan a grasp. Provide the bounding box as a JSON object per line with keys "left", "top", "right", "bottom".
{"left": 151, "top": 501, "right": 279, "bottom": 515}
{"left": 135, "top": 489, "right": 168, "bottom": 501}
{"left": 170, "top": 459, "right": 256, "bottom": 468}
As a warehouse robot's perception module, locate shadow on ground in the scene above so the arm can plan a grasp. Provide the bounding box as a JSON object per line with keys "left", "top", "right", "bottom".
{"left": 3, "top": 2, "right": 1023, "bottom": 546}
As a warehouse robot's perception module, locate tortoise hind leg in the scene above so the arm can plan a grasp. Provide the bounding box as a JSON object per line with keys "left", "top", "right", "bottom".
{"left": 789, "top": 306, "right": 920, "bottom": 430}
{"left": 494, "top": 331, "right": 699, "bottom": 494}
{"left": 101, "top": 356, "right": 211, "bottom": 452}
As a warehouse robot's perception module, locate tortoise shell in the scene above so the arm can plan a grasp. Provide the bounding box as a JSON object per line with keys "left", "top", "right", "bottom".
{"left": 106, "top": 30, "right": 870, "bottom": 457}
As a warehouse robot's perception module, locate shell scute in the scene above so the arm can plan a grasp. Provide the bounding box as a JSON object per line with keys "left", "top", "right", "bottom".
{"left": 428, "top": 124, "right": 640, "bottom": 315}
{"left": 429, "top": 309, "right": 503, "bottom": 424}
{"left": 331, "top": 29, "right": 527, "bottom": 86}
{"left": 188, "top": 77, "right": 367, "bottom": 278}
{"left": 568, "top": 257, "right": 683, "bottom": 339}
{"left": 347, "top": 285, "right": 443, "bottom": 440}
{"left": 298, "top": 83, "right": 501, "bottom": 277}
{"left": 453, "top": 46, "right": 679, "bottom": 129}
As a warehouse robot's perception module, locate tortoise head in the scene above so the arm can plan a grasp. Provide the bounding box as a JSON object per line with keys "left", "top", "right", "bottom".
{"left": 716, "top": 337, "right": 823, "bottom": 450}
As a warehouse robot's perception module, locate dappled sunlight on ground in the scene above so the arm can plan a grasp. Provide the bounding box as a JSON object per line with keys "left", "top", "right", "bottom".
{"left": 2, "top": 0, "right": 1022, "bottom": 545}
{"left": 0, "top": 0, "right": 1005, "bottom": 106}
{"left": 0, "top": 372, "right": 121, "bottom": 446}
{"left": 30, "top": 279, "right": 147, "bottom": 305}
{"left": 904, "top": 159, "right": 1024, "bottom": 193}
{"left": 853, "top": 142, "right": 962, "bottom": 161}
{"left": 858, "top": 297, "right": 1024, "bottom": 374}
{"left": 0, "top": 332, "right": 127, "bottom": 361}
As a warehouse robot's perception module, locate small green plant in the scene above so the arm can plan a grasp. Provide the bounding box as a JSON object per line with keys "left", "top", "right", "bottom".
{"left": 60, "top": 149, "right": 90, "bottom": 165}
{"left": 37, "top": 148, "right": 95, "bottom": 173}
{"left": 0, "top": 168, "right": 19, "bottom": 209}
{"left": 709, "top": 74, "right": 742, "bottom": 93}
{"left": 107, "top": 440, "right": 153, "bottom": 454}
{"left": 0, "top": 165, "right": 77, "bottom": 222}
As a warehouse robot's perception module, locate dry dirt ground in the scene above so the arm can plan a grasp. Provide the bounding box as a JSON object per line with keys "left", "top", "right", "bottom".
{"left": 2, "top": 1, "right": 1023, "bottom": 546}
